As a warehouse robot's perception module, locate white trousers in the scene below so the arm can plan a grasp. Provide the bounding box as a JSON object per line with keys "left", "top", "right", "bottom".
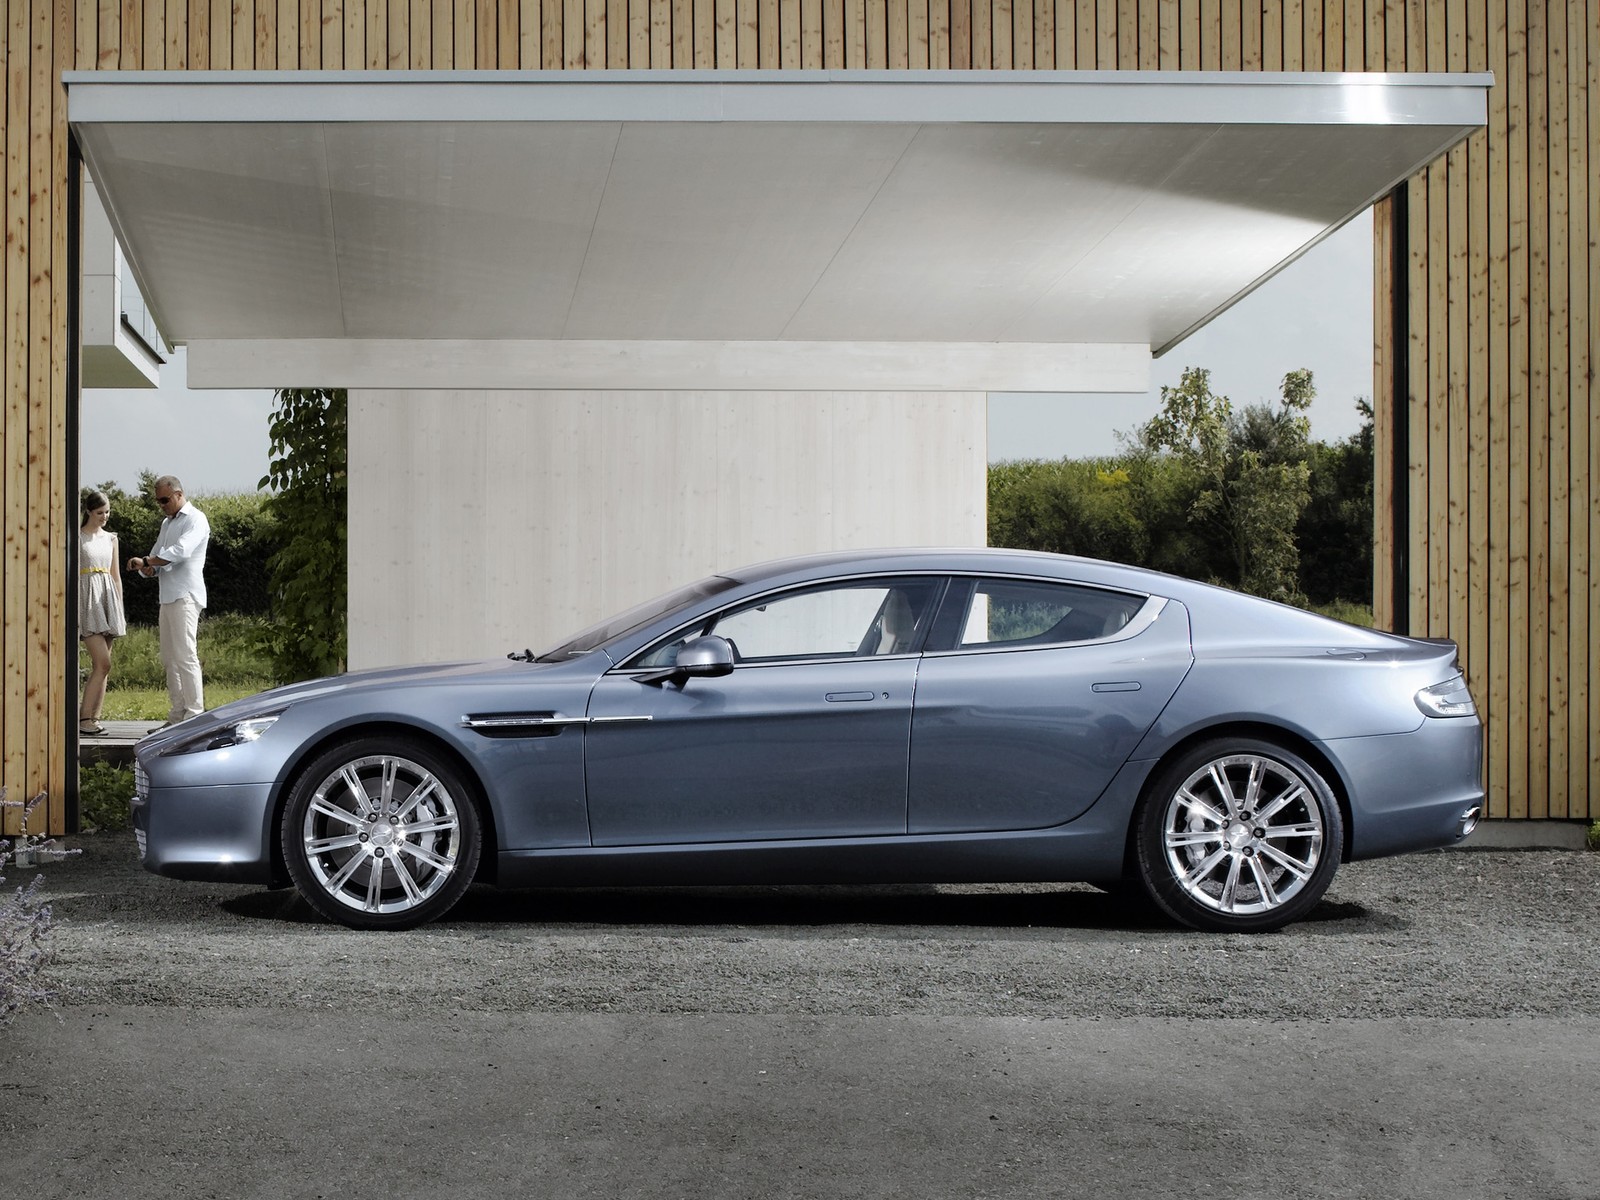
{"left": 158, "top": 596, "right": 205, "bottom": 723}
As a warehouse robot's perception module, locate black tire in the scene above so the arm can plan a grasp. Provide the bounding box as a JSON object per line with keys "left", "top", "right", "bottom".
{"left": 281, "top": 737, "right": 482, "bottom": 930}
{"left": 1134, "top": 737, "right": 1343, "bottom": 933}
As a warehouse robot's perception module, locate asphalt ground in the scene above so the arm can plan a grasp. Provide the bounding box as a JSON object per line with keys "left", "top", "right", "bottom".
{"left": 4, "top": 833, "right": 1598, "bottom": 1200}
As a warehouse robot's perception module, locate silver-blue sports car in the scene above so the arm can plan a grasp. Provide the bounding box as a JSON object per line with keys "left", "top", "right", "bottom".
{"left": 131, "top": 548, "right": 1484, "bottom": 933}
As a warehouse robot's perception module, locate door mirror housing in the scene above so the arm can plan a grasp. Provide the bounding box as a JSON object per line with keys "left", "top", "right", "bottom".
{"left": 635, "top": 635, "right": 735, "bottom": 686}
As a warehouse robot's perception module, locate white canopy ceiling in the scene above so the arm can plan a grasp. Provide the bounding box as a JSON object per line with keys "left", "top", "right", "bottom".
{"left": 67, "top": 70, "right": 1488, "bottom": 391}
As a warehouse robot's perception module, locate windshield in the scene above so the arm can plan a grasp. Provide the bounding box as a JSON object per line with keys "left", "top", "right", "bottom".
{"left": 535, "top": 575, "right": 741, "bottom": 661}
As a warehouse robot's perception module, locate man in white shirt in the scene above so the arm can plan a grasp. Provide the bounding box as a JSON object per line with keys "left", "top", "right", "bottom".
{"left": 126, "top": 475, "right": 211, "bottom": 725}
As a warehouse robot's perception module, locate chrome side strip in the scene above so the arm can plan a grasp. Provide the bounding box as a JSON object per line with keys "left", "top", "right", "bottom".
{"left": 459, "top": 715, "right": 587, "bottom": 730}
{"left": 460, "top": 714, "right": 654, "bottom": 729}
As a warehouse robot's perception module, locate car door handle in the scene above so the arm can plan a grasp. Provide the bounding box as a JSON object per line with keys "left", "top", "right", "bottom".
{"left": 1091, "top": 682, "right": 1142, "bottom": 693}
{"left": 824, "top": 691, "right": 877, "bottom": 703}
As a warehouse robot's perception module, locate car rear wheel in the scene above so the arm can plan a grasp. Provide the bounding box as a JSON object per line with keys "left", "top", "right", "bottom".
{"left": 282, "top": 738, "right": 482, "bottom": 930}
{"left": 1135, "top": 738, "right": 1343, "bottom": 933}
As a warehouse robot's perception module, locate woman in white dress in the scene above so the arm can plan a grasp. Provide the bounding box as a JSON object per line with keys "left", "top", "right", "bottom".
{"left": 78, "top": 490, "right": 127, "bottom": 735}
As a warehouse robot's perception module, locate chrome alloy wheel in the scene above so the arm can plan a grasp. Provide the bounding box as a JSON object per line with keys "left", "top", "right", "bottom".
{"left": 300, "top": 753, "right": 465, "bottom": 917}
{"left": 1160, "top": 752, "right": 1326, "bottom": 917}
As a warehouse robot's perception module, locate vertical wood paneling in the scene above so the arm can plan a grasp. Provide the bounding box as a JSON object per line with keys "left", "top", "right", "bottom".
{"left": 143, "top": 0, "right": 163, "bottom": 66}
{"left": 1240, "top": 0, "right": 1259, "bottom": 67}
{"left": 1545, "top": 0, "right": 1569, "bottom": 815}
{"left": 1199, "top": 0, "right": 1218, "bottom": 69}
{"left": 1136, "top": 0, "right": 1155, "bottom": 68}
{"left": 3, "top": 0, "right": 25, "bottom": 835}
{"left": 1526, "top": 0, "right": 1550, "bottom": 817}
{"left": 26, "top": 0, "right": 54, "bottom": 835}
{"left": 698, "top": 0, "right": 717, "bottom": 64}
{"left": 409, "top": 0, "right": 429, "bottom": 62}
{"left": 738, "top": 0, "right": 756, "bottom": 63}
{"left": 588, "top": 0, "right": 608, "bottom": 67}
{"left": 960, "top": 0, "right": 985, "bottom": 65}
{"left": 1580, "top": 0, "right": 1598, "bottom": 812}
{"left": 382, "top": 0, "right": 403, "bottom": 64}
{"left": 49, "top": 0, "right": 69, "bottom": 832}
{"left": 886, "top": 0, "right": 905, "bottom": 66}
{"left": 1219, "top": 0, "right": 1238, "bottom": 70}
{"left": 605, "top": 0, "right": 623, "bottom": 63}
{"left": 229, "top": 0, "right": 249, "bottom": 66}
{"left": 121, "top": 0, "right": 140, "bottom": 65}
{"left": 1574, "top": 0, "right": 1587, "bottom": 819}
{"left": 714, "top": 0, "right": 732, "bottom": 62}
{"left": 1372, "top": 191, "right": 1396, "bottom": 633}
{"left": 1483, "top": 0, "right": 1509, "bottom": 819}
{"left": 1115, "top": 0, "right": 1134, "bottom": 68}
{"left": 518, "top": 0, "right": 536, "bottom": 64}
{"left": 1506, "top": 0, "right": 1529, "bottom": 816}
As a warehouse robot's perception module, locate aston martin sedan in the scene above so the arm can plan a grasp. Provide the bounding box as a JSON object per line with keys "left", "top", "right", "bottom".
{"left": 131, "top": 548, "right": 1484, "bottom": 933}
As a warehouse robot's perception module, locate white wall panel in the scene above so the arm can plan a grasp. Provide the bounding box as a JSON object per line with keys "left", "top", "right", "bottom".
{"left": 349, "top": 389, "right": 987, "bottom": 668}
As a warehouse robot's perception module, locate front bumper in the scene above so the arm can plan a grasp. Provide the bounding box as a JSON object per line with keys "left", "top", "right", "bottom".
{"left": 131, "top": 778, "right": 279, "bottom": 884}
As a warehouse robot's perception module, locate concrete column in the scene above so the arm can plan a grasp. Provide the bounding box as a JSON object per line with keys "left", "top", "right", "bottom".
{"left": 348, "top": 389, "right": 987, "bottom": 668}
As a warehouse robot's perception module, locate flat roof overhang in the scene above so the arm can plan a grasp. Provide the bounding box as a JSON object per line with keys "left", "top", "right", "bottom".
{"left": 66, "top": 69, "right": 1489, "bottom": 392}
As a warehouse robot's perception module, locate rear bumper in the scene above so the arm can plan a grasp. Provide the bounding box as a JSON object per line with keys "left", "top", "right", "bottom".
{"left": 1326, "top": 717, "right": 1485, "bottom": 860}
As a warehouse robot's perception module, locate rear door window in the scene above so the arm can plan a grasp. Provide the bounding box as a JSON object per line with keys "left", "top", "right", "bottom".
{"left": 933, "top": 577, "right": 1147, "bottom": 651}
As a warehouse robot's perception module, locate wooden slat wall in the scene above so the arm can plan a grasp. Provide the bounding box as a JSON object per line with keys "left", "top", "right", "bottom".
{"left": 2, "top": 0, "right": 1596, "bottom": 831}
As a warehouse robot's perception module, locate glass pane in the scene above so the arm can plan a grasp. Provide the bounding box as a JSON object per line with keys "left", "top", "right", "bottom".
{"left": 714, "top": 586, "right": 891, "bottom": 660}
{"left": 959, "top": 579, "right": 1143, "bottom": 649}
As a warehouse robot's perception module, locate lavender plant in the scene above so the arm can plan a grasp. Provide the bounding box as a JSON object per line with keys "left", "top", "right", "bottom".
{"left": 0, "top": 788, "right": 77, "bottom": 1024}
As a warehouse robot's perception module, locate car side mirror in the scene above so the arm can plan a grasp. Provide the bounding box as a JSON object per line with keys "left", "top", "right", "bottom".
{"left": 635, "top": 635, "right": 735, "bottom": 686}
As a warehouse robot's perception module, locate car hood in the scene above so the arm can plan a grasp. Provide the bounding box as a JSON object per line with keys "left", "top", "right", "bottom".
{"left": 139, "top": 652, "right": 607, "bottom": 750}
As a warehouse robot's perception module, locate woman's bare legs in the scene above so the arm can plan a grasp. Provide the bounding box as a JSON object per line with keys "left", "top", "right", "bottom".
{"left": 80, "top": 633, "right": 114, "bottom": 727}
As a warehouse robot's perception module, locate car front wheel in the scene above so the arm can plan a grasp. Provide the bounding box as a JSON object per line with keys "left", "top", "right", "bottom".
{"left": 282, "top": 738, "right": 482, "bottom": 930}
{"left": 1135, "top": 738, "right": 1343, "bottom": 933}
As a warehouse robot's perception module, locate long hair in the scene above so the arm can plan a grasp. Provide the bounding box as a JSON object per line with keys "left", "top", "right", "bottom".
{"left": 80, "top": 488, "right": 109, "bottom": 530}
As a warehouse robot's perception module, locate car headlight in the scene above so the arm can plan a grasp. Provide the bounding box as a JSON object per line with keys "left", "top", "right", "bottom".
{"left": 161, "top": 712, "right": 283, "bottom": 755}
{"left": 1415, "top": 674, "right": 1477, "bottom": 718}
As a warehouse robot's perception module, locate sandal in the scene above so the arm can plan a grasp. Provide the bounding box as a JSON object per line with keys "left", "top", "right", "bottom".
{"left": 79, "top": 722, "right": 106, "bottom": 736}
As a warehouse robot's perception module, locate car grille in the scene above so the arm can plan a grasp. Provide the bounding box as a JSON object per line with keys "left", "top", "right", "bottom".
{"left": 132, "top": 759, "right": 148, "bottom": 860}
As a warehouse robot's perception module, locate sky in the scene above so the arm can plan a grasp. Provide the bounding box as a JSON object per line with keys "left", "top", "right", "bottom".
{"left": 80, "top": 209, "right": 1374, "bottom": 493}
{"left": 80, "top": 346, "right": 276, "bottom": 496}
{"left": 987, "top": 209, "right": 1376, "bottom": 462}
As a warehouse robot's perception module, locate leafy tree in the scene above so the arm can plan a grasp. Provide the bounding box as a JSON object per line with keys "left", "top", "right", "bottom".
{"left": 987, "top": 370, "right": 1372, "bottom": 612}
{"left": 988, "top": 457, "right": 1148, "bottom": 562}
{"left": 1136, "top": 367, "right": 1314, "bottom": 605}
{"left": 1298, "top": 398, "right": 1375, "bottom": 605}
{"left": 258, "top": 388, "right": 347, "bottom": 681}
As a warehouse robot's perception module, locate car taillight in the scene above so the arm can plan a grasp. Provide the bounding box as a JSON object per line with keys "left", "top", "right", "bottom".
{"left": 1415, "top": 673, "right": 1477, "bottom": 718}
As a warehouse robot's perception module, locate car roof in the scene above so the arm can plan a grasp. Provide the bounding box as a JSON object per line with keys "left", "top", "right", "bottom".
{"left": 723, "top": 546, "right": 1191, "bottom": 596}
{"left": 726, "top": 546, "right": 1101, "bottom": 582}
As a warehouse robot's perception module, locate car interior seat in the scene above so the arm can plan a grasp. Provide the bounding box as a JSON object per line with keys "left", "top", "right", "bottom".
{"left": 872, "top": 591, "right": 916, "bottom": 654}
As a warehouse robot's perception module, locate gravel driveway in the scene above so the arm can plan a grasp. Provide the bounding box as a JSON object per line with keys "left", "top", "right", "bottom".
{"left": 24, "top": 832, "right": 1600, "bottom": 1019}
{"left": 6, "top": 834, "right": 1599, "bottom": 1200}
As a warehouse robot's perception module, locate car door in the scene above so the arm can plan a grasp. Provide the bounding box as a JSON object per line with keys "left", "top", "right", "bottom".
{"left": 908, "top": 576, "right": 1193, "bottom": 834}
{"left": 583, "top": 577, "right": 942, "bottom": 846}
